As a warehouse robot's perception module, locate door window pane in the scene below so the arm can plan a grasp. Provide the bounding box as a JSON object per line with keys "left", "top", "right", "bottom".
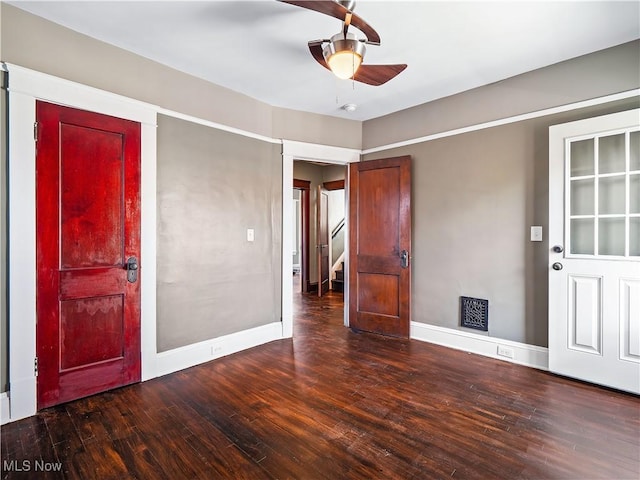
{"left": 598, "top": 218, "right": 625, "bottom": 256}
{"left": 631, "top": 174, "right": 640, "bottom": 214}
{"left": 571, "top": 179, "right": 594, "bottom": 215}
{"left": 571, "top": 218, "right": 594, "bottom": 255}
{"left": 599, "top": 134, "right": 625, "bottom": 174}
{"left": 567, "top": 128, "right": 638, "bottom": 259}
{"left": 570, "top": 139, "right": 594, "bottom": 176}
{"left": 631, "top": 131, "right": 640, "bottom": 171}
{"left": 599, "top": 176, "right": 626, "bottom": 215}
{"left": 630, "top": 218, "right": 640, "bottom": 257}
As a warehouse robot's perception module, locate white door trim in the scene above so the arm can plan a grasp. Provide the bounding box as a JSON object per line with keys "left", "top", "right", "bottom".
{"left": 5, "top": 64, "right": 158, "bottom": 421}
{"left": 281, "top": 140, "right": 359, "bottom": 337}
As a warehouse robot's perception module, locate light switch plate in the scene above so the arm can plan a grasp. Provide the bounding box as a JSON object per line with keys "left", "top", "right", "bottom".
{"left": 530, "top": 226, "right": 543, "bottom": 242}
{"left": 247, "top": 229, "right": 255, "bottom": 242}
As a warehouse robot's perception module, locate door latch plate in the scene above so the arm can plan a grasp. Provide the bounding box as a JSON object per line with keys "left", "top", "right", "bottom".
{"left": 126, "top": 256, "right": 138, "bottom": 283}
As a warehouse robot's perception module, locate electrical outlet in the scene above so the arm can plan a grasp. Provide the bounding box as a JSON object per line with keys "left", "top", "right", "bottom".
{"left": 211, "top": 345, "right": 223, "bottom": 356}
{"left": 497, "top": 345, "right": 514, "bottom": 359}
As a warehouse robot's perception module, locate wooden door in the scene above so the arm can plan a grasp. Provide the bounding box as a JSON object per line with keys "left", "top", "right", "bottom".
{"left": 349, "top": 156, "right": 411, "bottom": 337}
{"left": 36, "top": 101, "right": 141, "bottom": 409}
{"left": 317, "top": 186, "right": 330, "bottom": 296}
{"left": 549, "top": 109, "right": 640, "bottom": 394}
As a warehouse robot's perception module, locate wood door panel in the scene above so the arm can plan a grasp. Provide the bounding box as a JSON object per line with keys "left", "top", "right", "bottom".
{"left": 357, "top": 273, "right": 399, "bottom": 316}
{"left": 56, "top": 362, "right": 127, "bottom": 404}
{"left": 355, "top": 312, "right": 405, "bottom": 337}
{"left": 60, "top": 268, "right": 126, "bottom": 299}
{"left": 60, "top": 295, "right": 124, "bottom": 371}
{"left": 357, "top": 168, "right": 400, "bottom": 257}
{"left": 349, "top": 156, "right": 411, "bottom": 338}
{"left": 37, "top": 101, "right": 141, "bottom": 409}
{"left": 357, "top": 255, "right": 402, "bottom": 274}
{"left": 60, "top": 124, "right": 124, "bottom": 268}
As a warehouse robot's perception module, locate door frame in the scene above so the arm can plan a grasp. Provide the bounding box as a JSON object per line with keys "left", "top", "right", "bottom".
{"left": 293, "top": 179, "right": 311, "bottom": 293}
{"left": 281, "top": 141, "right": 360, "bottom": 337}
{"left": 317, "top": 185, "right": 330, "bottom": 296}
{"left": 5, "top": 64, "right": 158, "bottom": 421}
{"left": 323, "top": 179, "right": 346, "bottom": 290}
{"left": 292, "top": 178, "right": 346, "bottom": 295}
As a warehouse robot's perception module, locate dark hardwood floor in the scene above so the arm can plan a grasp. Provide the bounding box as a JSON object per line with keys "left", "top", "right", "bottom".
{"left": 1, "top": 287, "right": 639, "bottom": 479}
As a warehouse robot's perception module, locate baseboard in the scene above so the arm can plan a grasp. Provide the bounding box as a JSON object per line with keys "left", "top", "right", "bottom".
{"left": 410, "top": 322, "right": 549, "bottom": 371}
{"left": 156, "top": 322, "right": 283, "bottom": 378}
{"left": 0, "top": 323, "right": 283, "bottom": 424}
{"left": 1, "top": 392, "right": 9, "bottom": 425}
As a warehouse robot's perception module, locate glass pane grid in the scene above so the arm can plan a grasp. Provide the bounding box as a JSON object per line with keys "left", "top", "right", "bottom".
{"left": 566, "top": 129, "right": 639, "bottom": 259}
{"left": 598, "top": 172, "right": 627, "bottom": 179}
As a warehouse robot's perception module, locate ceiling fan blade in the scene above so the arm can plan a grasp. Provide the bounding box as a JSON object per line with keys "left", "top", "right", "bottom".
{"left": 279, "top": 0, "right": 380, "bottom": 45}
{"left": 353, "top": 64, "right": 407, "bottom": 86}
{"left": 308, "top": 40, "right": 330, "bottom": 70}
{"left": 346, "top": 11, "right": 380, "bottom": 45}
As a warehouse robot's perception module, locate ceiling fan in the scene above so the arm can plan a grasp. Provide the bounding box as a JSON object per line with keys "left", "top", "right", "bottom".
{"left": 279, "top": 0, "right": 407, "bottom": 86}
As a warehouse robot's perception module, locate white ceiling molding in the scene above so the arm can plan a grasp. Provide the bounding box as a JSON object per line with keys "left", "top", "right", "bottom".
{"left": 362, "top": 89, "right": 640, "bottom": 155}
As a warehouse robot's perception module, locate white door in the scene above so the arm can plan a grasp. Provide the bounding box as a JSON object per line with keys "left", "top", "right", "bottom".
{"left": 549, "top": 109, "right": 640, "bottom": 394}
{"left": 317, "top": 186, "right": 330, "bottom": 296}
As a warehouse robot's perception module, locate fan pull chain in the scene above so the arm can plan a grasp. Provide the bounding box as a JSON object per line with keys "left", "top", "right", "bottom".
{"left": 353, "top": 49, "right": 356, "bottom": 89}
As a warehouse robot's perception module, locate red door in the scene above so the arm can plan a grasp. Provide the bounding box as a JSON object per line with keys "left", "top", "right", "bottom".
{"left": 36, "top": 101, "right": 141, "bottom": 409}
{"left": 349, "top": 156, "right": 411, "bottom": 337}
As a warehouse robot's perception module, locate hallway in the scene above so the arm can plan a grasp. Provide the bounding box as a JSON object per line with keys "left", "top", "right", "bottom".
{"left": 293, "top": 273, "right": 344, "bottom": 337}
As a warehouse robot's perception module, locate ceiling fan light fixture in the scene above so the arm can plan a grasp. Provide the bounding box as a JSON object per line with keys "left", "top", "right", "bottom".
{"left": 323, "top": 33, "right": 366, "bottom": 80}
{"left": 327, "top": 50, "right": 363, "bottom": 79}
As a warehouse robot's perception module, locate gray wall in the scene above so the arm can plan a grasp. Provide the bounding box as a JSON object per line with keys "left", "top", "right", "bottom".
{"left": 0, "top": 3, "right": 358, "bottom": 388}
{"left": 363, "top": 98, "right": 639, "bottom": 347}
{"left": 364, "top": 40, "right": 640, "bottom": 150}
{"left": 0, "top": 3, "right": 362, "bottom": 149}
{"left": 157, "top": 115, "right": 282, "bottom": 352}
{"left": 322, "top": 165, "right": 347, "bottom": 183}
{"left": 0, "top": 2, "right": 637, "bottom": 394}
{"left": 361, "top": 40, "right": 639, "bottom": 348}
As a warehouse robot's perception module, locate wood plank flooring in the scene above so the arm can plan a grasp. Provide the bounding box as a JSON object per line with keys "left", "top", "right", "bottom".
{"left": 2, "top": 289, "right": 639, "bottom": 479}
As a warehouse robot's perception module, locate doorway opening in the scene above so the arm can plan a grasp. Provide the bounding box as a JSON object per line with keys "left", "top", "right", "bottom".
{"left": 292, "top": 161, "right": 347, "bottom": 329}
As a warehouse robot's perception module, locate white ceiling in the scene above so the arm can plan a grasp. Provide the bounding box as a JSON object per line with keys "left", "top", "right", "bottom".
{"left": 9, "top": 1, "right": 640, "bottom": 121}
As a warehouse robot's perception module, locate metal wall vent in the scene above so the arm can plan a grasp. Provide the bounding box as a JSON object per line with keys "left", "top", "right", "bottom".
{"left": 460, "top": 296, "right": 489, "bottom": 331}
